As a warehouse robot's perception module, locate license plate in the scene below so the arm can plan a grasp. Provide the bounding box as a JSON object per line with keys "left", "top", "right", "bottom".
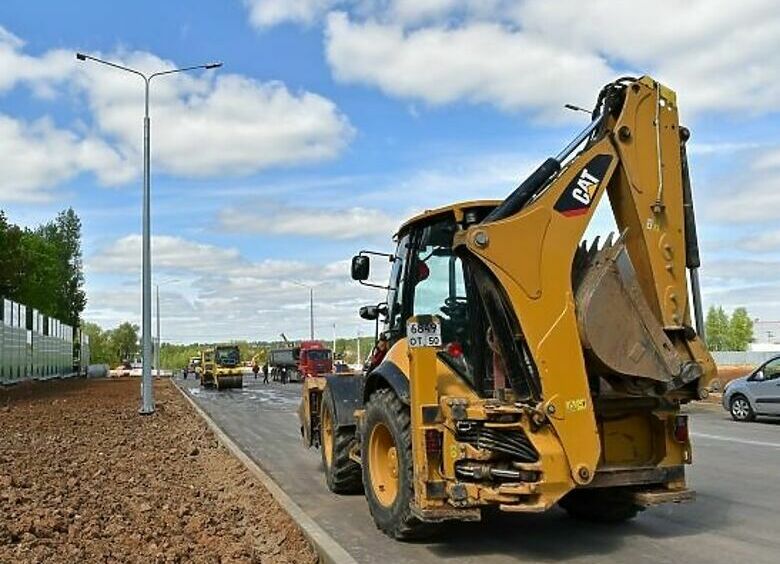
{"left": 407, "top": 318, "right": 442, "bottom": 348}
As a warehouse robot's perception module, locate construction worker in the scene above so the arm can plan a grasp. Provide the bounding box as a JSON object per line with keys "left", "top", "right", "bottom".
{"left": 262, "top": 362, "right": 269, "bottom": 384}
{"left": 252, "top": 361, "right": 260, "bottom": 379}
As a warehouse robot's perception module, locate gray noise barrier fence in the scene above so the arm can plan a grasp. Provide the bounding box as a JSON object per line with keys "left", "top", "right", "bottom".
{"left": 0, "top": 297, "right": 90, "bottom": 386}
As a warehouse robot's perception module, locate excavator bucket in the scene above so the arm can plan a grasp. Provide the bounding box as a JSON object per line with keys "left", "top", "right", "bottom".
{"left": 574, "top": 234, "right": 701, "bottom": 395}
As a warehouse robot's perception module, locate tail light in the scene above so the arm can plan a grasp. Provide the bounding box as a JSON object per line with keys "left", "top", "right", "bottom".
{"left": 673, "top": 415, "right": 689, "bottom": 443}
{"left": 447, "top": 342, "right": 463, "bottom": 357}
{"left": 425, "top": 429, "right": 443, "bottom": 455}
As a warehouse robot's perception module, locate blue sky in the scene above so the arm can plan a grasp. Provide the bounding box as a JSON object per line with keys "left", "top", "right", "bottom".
{"left": 1, "top": 1, "right": 779, "bottom": 343}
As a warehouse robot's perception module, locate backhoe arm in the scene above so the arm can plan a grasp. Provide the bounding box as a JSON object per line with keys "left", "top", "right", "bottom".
{"left": 458, "top": 76, "right": 716, "bottom": 485}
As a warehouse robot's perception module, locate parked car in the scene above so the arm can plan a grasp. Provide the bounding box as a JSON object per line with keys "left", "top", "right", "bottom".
{"left": 722, "top": 355, "right": 780, "bottom": 421}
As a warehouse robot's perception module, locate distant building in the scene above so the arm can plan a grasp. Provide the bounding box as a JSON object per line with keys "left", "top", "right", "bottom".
{"left": 752, "top": 320, "right": 780, "bottom": 345}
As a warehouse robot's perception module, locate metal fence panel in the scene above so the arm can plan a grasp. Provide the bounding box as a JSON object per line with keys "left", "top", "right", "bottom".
{"left": 1, "top": 298, "right": 81, "bottom": 385}
{"left": 712, "top": 351, "right": 780, "bottom": 367}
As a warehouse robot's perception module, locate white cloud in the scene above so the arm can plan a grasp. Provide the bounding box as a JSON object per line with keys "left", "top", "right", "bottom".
{"left": 0, "top": 25, "right": 354, "bottom": 198}
{"left": 85, "top": 233, "right": 392, "bottom": 342}
{"left": 244, "top": 0, "right": 344, "bottom": 28}
{"left": 753, "top": 148, "right": 780, "bottom": 170}
{"left": 706, "top": 147, "right": 780, "bottom": 223}
{"left": 77, "top": 60, "right": 355, "bottom": 176}
{"left": 738, "top": 232, "right": 780, "bottom": 254}
{"left": 0, "top": 114, "right": 134, "bottom": 202}
{"left": 90, "top": 234, "right": 242, "bottom": 274}
{"left": 517, "top": 0, "right": 780, "bottom": 115}
{"left": 325, "top": 13, "right": 613, "bottom": 118}
{"left": 243, "top": 1, "right": 780, "bottom": 118}
{"left": 219, "top": 202, "right": 400, "bottom": 240}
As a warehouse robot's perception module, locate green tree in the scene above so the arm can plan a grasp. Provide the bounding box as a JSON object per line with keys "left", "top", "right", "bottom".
{"left": 0, "top": 211, "right": 24, "bottom": 299}
{"left": 54, "top": 208, "right": 87, "bottom": 326}
{"left": 16, "top": 230, "right": 59, "bottom": 315}
{"left": 1, "top": 208, "right": 86, "bottom": 328}
{"left": 110, "top": 322, "right": 140, "bottom": 362}
{"left": 705, "top": 306, "right": 730, "bottom": 351}
{"left": 727, "top": 307, "right": 754, "bottom": 351}
{"left": 82, "top": 322, "right": 112, "bottom": 365}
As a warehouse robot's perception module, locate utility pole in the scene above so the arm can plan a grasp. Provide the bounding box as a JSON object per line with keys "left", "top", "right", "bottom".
{"left": 332, "top": 323, "right": 336, "bottom": 356}
{"left": 310, "top": 287, "right": 314, "bottom": 340}
{"left": 76, "top": 52, "right": 221, "bottom": 414}
{"left": 356, "top": 329, "right": 361, "bottom": 366}
{"left": 155, "top": 284, "right": 160, "bottom": 376}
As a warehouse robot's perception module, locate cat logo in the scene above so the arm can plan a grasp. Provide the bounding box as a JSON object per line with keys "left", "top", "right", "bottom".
{"left": 554, "top": 154, "right": 613, "bottom": 217}
{"left": 572, "top": 169, "right": 600, "bottom": 206}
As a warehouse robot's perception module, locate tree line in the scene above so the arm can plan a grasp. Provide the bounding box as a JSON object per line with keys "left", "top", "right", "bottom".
{"left": 81, "top": 321, "right": 142, "bottom": 367}
{"left": 150, "top": 336, "right": 375, "bottom": 370}
{"left": 705, "top": 306, "right": 754, "bottom": 351}
{"left": 80, "top": 317, "right": 378, "bottom": 369}
{"left": 0, "top": 208, "right": 86, "bottom": 327}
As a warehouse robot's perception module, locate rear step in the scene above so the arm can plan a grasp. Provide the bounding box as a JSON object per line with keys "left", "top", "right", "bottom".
{"left": 632, "top": 488, "right": 695, "bottom": 507}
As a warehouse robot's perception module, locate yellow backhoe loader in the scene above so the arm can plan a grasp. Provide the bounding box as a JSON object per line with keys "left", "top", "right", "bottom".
{"left": 300, "top": 76, "right": 715, "bottom": 540}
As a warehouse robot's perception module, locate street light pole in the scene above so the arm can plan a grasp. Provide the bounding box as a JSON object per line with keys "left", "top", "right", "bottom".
{"left": 291, "top": 281, "right": 318, "bottom": 341}
{"left": 76, "top": 53, "right": 221, "bottom": 415}
{"left": 310, "top": 288, "right": 314, "bottom": 340}
{"left": 155, "top": 284, "right": 160, "bottom": 376}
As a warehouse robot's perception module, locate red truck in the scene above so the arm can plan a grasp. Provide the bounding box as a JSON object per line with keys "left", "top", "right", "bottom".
{"left": 268, "top": 340, "right": 333, "bottom": 383}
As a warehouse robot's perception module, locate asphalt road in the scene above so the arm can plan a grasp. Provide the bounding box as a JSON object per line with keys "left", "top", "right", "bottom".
{"left": 177, "top": 375, "right": 780, "bottom": 564}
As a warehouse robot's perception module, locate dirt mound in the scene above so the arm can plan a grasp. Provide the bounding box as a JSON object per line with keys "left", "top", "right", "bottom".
{"left": 0, "top": 378, "right": 317, "bottom": 563}
{"left": 716, "top": 365, "right": 753, "bottom": 385}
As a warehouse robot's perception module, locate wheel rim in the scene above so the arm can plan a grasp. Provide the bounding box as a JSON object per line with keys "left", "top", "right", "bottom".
{"left": 732, "top": 398, "right": 749, "bottom": 420}
{"left": 368, "top": 422, "right": 399, "bottom": 507}
{"left": 321, "top": 402, "right": 334, "bottom": 468}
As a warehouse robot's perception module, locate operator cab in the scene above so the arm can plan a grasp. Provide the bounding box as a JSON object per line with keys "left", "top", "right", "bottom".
{"left": 352, "top": 201, "right": 541, "bottom": 401}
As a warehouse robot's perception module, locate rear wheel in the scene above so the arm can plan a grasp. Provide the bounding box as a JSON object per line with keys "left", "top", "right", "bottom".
{"left": 362, "top": 389, "right": 435, "bottom": 540}
{"left": 559, "top": 489, "right": 641, "bottom": 523}
{"left": 320, "top": 391, "right": 362, "bottom": 494}
{"left": 729, "top": 395, "right": 755, "bottom": 422}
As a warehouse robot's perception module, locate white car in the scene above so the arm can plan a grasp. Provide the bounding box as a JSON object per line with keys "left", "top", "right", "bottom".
{"left": 722, "top": 355, "right": 780, "bottom": 421}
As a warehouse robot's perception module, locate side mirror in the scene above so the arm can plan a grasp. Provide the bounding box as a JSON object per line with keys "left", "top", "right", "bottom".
{"left": 360, "top": 305, "right": 379, "bottom": 321}
{"left": 359, "top": 303, "right": 388, "bottom": 321}
{"left": 753, "top": 370, "right": 765, "bottom": 382}
{"left": 351, "top": 255, "right": 370, "bottom": 281}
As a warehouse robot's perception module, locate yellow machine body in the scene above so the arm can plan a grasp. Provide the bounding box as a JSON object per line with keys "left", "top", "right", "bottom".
{"left": 312, "top": 76, "right": 714, "bottom": 537}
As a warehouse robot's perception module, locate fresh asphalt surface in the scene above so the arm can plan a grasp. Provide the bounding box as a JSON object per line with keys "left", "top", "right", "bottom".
{"left": 178, "top": 375, "right": 780, "bottom": 563}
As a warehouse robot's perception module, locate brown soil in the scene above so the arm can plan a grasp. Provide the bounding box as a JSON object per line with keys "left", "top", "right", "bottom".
{"left": 716, "top": 365, "right": 753, "bottom": 385}
{"left": 0, "top": 378, "right": 317, "bottom": 564}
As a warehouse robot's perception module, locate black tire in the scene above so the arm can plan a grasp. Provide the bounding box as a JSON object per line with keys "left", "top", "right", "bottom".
{"left": 362, "top": 389, "right": 436, "bottom": 540}
{"left": 559, "top": 488, "right": 641, "bottom": 523}
{"left": 729, "top": 394, "right": 755, "bottom": 422}
{"left": 320, "top": 392, "right": 362, "bottom": 494}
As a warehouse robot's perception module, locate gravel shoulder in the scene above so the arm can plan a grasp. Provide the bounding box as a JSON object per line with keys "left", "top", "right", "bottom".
{"left": 0, "top": 378, "right": 317, "bottom": 564}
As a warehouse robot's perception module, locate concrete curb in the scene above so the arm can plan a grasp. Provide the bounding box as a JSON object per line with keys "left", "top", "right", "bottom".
{"left": 171, "top": 379, "right": 358, "bottom": 564}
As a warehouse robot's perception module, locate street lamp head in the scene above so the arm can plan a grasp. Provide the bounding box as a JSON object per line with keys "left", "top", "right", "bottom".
{"left": 76, "top": 52, "right": 87, "bottom": 61}
{"left": 204, "top": 62, "right": 223, "bottom": 70}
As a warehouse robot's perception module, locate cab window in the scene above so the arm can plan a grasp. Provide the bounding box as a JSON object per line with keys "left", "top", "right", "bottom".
{"left": 407, "top": 220, "right": 475, "bottom": 383}
{"left": 385, "top": 234, "right": 410, "bottom": 335}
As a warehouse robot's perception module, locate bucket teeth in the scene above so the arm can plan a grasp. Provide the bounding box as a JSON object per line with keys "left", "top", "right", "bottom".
{"left": 572, "top": 231, "right": 626, "bottom": 290}
{"left": 588, "top": 236, "right": 601, "bottom": 260}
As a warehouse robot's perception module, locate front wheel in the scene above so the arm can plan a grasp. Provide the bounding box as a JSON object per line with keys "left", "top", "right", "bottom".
{"left": 729, "top": 395, "right": 755, "bottom": 422}
{"left": 320, "top": 391, "right": 362, "bottom": 494}
{"left": 361, "top": 389, "right": 435, "bottom": 540}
